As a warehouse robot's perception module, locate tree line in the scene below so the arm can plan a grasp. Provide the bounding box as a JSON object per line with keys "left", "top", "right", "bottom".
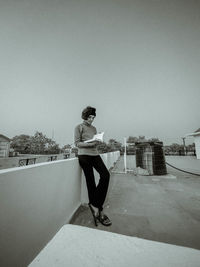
{"left": 11, "top": 132, "right": 61, "bottom": 155}
{"left": 10, "top": 132, "right": 195, "bottom": 156}
{"left": 125, "top": 136, "right": 195, "bottom": 155}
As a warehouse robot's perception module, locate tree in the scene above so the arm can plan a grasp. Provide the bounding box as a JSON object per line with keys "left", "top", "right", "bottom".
{"left": 11, "top": 134, "right": 32, "bottom": 154}
{"left": 96, "top": 139, "right": 122, "bottom": 154}
{"left": 31, "top": 132, "right": 48, "bottom": 154}
{"left": 45, "top": 138, "right": 61, "bottom": 154}
{"left": 125, "top": 136, "right": 161, "bottom": 155}
{"left": 61, "top": 144, "right": 71, "bottom": 153}
{"left": 147, "top": 137, "right": 160, "bottom": 142}
{"left": 11, "top": 131, "right": 61, "bottom": 155}
{"left": 169, "top": 143, "right": 184, "bottom": 155}
{"left": 127, "top": 136, "right": 149, "bottom": 144}
{"left": 127, "top": 136, "right": 138, "bottom": 143}
{"left": 186, "top": 143, "right": 196, "bottom": 155}
{"left": 125, "top": 137, "right": 137, "bottom": 155}
{"left": 163, "top": 145, "right": 171, "bottom": 155}
{"left": 62, "top": 144, "right": 71, "bottom": 150}
{"left": 108, "top": 139, "right": 122, "bottom": 151}
{"left": 186, "top": 143, "right": 195, "bottom": 151}
{"left": 138, "top": 135, "right": 147, "bottom": 142}
{"left": 97, "top": 142, "right": 109, "bottom": 153}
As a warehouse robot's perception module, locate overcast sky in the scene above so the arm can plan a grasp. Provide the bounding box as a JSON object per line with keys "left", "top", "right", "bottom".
{"left": 0, "top": 0, "right": 200, "bottom": 146}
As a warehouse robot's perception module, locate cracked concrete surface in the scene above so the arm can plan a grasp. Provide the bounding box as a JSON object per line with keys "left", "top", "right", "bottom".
{"left": 70, "top": 155, "right": 200, "bottom": 250}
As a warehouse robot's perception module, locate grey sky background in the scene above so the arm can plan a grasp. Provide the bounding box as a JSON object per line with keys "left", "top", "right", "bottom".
{"left": 0, "top": 0, "right": 199, "bottom": 146}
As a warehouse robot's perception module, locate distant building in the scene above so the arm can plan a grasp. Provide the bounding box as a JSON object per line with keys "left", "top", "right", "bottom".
{"left": 185, "top": 128, "right": 200, "bottom": 159}
{"left": 0, "top": 134, "right": 11, "bottom": 158}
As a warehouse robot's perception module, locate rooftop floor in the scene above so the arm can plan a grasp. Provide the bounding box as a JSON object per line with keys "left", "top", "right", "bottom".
{"left": 70, "top": 155, "right": 200, "bottom": 250}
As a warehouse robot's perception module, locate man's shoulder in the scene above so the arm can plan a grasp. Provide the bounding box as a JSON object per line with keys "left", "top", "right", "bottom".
{"left": 75, "top": 123, "right": 83, "bottom": 127}
{"left": 75, "top": 123, "right": 83, "bottom": 131}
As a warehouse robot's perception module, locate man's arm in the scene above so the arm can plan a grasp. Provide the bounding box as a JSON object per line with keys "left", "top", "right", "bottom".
{"left": 74, "top": 125, "right": 97, "bottom": 148}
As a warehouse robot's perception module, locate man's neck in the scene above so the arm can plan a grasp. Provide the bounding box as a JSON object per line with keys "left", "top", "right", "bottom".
{"left": 83, "top": 120, "right": 91, "bottom": 126}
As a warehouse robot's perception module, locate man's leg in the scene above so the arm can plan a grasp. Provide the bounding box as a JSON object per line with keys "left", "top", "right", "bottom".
{"left": 78, "top": 155, "right": 98, "bottom": 208}
{"left": 92, "top": 155, "right": 110, "bottom": 211}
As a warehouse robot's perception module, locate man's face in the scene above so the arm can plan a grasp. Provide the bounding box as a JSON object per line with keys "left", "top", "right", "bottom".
{"left": 86, "top": 115, "right": 95, "bottom": 125}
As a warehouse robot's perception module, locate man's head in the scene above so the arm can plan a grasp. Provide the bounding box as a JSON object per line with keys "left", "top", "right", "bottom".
{"left": 81, "top": 106, "right": 96, "bottom": 125}
{"left": 81, "top": 106, "right": 96, "bottom": 120}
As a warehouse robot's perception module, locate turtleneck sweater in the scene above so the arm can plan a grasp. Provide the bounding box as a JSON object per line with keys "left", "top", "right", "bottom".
{"left": 74, "top": 121, "right": 99, "bottom": 156}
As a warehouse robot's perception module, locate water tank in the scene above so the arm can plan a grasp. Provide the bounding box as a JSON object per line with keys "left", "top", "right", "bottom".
{"left": 152, "top": 142, "right": 167, "bottom": 175}
{"left": 135, "top": 141, "right": 167, "bottom": 175}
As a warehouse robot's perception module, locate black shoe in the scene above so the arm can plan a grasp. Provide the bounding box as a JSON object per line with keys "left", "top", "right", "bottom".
{"left": 97, "top": 211, "right": 112, "bottom": 226}
{"left": 88, "top": 203, "right": 98, "bottom": 227}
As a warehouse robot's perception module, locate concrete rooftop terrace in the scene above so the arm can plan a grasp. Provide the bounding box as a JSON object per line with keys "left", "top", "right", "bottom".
{"left": 70, "top": 155, "right": 200, "bottom": 250}
{"left": 29, "top": 224, "right": 200, "bottom": 267}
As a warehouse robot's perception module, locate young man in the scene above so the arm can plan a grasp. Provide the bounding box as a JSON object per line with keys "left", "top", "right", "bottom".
{"left": 74, "top": 106, "right": 112, "bottom": 226}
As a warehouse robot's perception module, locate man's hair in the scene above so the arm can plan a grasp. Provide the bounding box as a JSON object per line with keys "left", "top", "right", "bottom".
{"left": 81, "top": 106, "right": 96, "bottom": 120}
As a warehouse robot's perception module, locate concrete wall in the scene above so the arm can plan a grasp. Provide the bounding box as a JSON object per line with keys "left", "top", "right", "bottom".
{"left": 0, "top": 158, "right": 81, "bottom": 267}
{"left": 194, "top": 136, "right": 200, "bottom": 159}
{"left": 0, "top": 151, "right": 120, "bottom": 267}
{"left": 0, "top": 140, "right": 10, "bottom": 158}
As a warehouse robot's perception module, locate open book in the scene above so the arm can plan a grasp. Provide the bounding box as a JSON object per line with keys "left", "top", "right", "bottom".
{"left": 84, "top": 132, "right": 104, "bottom": 143}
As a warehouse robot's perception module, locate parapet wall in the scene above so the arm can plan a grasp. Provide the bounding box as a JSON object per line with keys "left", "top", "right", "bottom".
{"left": 0, "top": 153, "right": 66, "bottom": 170}
{"left": 0, "top": 151, "right": 120, "bottom": 267}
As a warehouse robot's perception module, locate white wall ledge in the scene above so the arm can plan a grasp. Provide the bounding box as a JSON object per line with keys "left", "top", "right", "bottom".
{"left": 0, "top": 151, "right": 120, "bottom": 267}
{"left": 0, "top": 157, "right": 76, "bottom": 174}
{"left": 29, "top": 224, "right": 200, "bottom": 267}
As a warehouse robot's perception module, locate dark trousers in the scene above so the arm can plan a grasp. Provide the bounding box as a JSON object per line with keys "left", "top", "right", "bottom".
{"left": 78, "top": 155, "right": 110, "bottom": 211}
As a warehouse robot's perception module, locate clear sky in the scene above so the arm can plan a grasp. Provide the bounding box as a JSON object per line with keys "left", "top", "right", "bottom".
{"left": 0, "top": 0, "right": 199, "bottom": 147}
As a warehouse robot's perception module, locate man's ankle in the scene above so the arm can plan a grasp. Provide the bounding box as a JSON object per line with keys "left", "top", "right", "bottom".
{"left": 90, "top": 204, "right": 98, "bottom": 215}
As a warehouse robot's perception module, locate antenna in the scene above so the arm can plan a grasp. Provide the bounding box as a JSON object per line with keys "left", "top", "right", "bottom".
{"left": 124, "top": 137, "right": 127, "bottom": 173}
{"left": 52, "top": 129, "right": 54, "bottom": 140}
